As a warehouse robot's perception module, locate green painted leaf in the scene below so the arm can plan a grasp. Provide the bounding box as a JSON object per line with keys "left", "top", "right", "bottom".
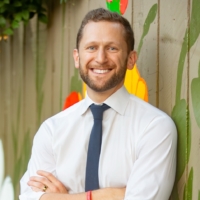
{"left": 70, "top": 69, "right": 82, "bottom": 94}
{"left": 189, "top": 0, "right": 200, "bottom": 48}
{"left": 191, "top": 61, "right": 200, "bottom": 128}
{"left": 170, "top": 186, "right": 179, "bottom": 200}
{"left": 0, "top": 15, "right": 6, "bottom": 26}
{"left": 171, "top": 99, "right": 192, "bottom": 200}
{"left": 137, "top": 4, "right": 158, "bottom": 56}
{"left": 106, "top": 0, "right": 120, "bottom": 14}
{"left": 3, "top": 27, "right": 13, "bottom": 35}
{"left": 11, "top": 20, "right": 19, "bottom": 29}
{"left": 183, "top": 168, "right": 193, "bottom": 200}
{"left": 171, "top": 99, "right": 188, "bottom": 181}
{"left": 38, "top": 13, "right": 48, "bottom": 24}
{"left": 176, "top": 0, "right": 200, "bottom": 102}
{"left": 198, "top": 190, "right": 200, "bottom": 200}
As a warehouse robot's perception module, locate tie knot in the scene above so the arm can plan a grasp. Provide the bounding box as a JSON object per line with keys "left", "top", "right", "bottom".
{"left": 90, "top": 104, "right": 110, "bottom": 120}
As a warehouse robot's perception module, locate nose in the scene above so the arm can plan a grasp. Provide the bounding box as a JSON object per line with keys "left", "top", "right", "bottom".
{"left": 95, "top": 48, "right": 107, "bottom": 65}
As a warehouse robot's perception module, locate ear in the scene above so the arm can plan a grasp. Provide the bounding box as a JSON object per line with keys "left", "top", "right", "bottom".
{"left": 127, "top": 51, "right": 137, "bottom": 70}
{"left": 73, "top": 49, "right": 80, "bottom": 68}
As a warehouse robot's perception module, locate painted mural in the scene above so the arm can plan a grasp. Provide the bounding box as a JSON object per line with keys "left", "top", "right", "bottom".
{"left": 171, "top": 0, "right": 200, "bottom": 199}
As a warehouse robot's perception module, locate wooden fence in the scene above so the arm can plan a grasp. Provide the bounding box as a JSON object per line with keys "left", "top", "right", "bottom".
{"left": 0, "top": 0, "right": 200, "bottom": 199}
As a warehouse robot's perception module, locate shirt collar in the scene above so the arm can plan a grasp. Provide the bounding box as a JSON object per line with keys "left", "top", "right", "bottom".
{"left": 79, "top": 86, "right": 130, "bottom": 116}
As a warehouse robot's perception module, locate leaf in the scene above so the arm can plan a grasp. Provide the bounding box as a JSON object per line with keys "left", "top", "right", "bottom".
{"left": 40, "top": 7, "right": 47, "bottom": 13}
{"left": 14, "top": 13, "right": 22, "bottom": 21}
{"left": 183, "top": 168, "right": 193, "bottom": 200}
{"left": 3, "top": 0, "right": 9, "bottom": 4}
{"left": 137, "top": 4, "right": 158, "bottom": 56}
{"left": 0, "top": 2, "right": 5, "bottom": 7}
{"left": 11, "top": 20, "right": 19, "bottom": 29}
{"left": 70, "top": 68, "right": 82, "bottom": 94}
{"left": 13, "top": 2, "right": 22, "bottom": 7}
{"left": 21, "top": 10, "right": 29, "bottom": 20}
{"left": 0, "top": 6, "right": 6, "bottom": 13}
{"left": 191, "top": 61, "right": 200, "bottom": 128}
{"left": 171, "top": 99, "right": 190, "bottom": 181}
{"left": 0, "top": 15, "right": 6, "bottom": 26}
{"left": 3, "top": 28, "right": 13, "bottom": 35}
{"left": 176, "top": 0, "right": 200, "bottom": 103}
{"left": 38, "top": 13, "right": 48, "bottom": 24}
{"left": 198, "top": 191, "right": 200, "bottom": 200}
{"left": 28, "top": 4, "right": 37, "bottom": 11}
{"left": 106, "top": 0, "right": 120, "bottom": 14}
{"left": 60, "top": 0, "right": 67, "bottom": 3}
{"left": 189, "top": 0, "right": 200, "bottom": 48}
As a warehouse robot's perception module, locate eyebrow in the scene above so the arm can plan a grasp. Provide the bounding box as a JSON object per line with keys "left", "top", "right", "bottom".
{"left": 84, "top": 41, "right": 120, "bottom": 46}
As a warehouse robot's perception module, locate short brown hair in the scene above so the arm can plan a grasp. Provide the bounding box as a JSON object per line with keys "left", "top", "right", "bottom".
{"left": 76, "top": 8, "right": 134, "bottom": 53}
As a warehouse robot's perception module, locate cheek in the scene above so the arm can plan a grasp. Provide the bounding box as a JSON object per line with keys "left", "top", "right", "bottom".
{"left": 80, "top": 54, "right": 94, "bottom": 66}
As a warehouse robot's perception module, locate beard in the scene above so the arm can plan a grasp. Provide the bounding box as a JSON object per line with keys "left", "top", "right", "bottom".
{"left": 79, "top": 60, "right": 127, "bottom": 92}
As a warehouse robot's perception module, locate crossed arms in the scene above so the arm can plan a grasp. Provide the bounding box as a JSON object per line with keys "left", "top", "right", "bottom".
{"left": 28, "top": 170, "right": 125, "bottom": 200}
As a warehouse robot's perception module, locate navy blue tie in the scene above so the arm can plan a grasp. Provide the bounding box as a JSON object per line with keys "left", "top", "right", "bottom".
{"left": 85, "top": 103, "right": 110, "bottom": 191}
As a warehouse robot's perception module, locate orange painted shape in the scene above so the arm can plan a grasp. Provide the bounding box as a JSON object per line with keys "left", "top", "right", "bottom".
{"left": 120, "top": 0, "right": 128, "bottom": 15}
{"left": 63, "top": 91, "right": 82, "bottom": 110}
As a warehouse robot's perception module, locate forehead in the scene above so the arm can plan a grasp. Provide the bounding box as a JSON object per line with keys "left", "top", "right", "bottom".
{"left": 80, "top": 21, "right": 126, "bottom": 45}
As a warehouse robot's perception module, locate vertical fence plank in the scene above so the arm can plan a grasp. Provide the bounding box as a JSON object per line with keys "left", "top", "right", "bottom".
{"left": 159, "top": 0, "right": 188, "bottom": 115}
{"left": 132, "top": 0, "right": 158, "bottom": 107}
{"left": 188, "top": 0, "right": 200, "bottom": 198}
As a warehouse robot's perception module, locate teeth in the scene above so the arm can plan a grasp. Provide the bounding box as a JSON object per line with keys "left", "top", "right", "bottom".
{"left": 93, "top": 69, "right": 109, "bottom": 74}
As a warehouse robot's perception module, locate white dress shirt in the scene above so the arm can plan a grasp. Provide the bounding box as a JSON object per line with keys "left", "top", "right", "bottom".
{"left": 19, "top": 86, "right": 177, "bottom": 200}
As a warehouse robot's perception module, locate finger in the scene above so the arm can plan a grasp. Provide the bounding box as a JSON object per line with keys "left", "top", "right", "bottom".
{"left": 37, "top": 171, "right": 60, "bottom": 185}
{"left": 28, "top": 180, "right": 48, "bottom": 192}
{"left": 30, "top": 174, "right": 62, "bottom": 193}
{"left": 29, "top": 176, "right": 50, "bottom": 187}
{"left": 37, "top": 171, "right": 67, "bottom": 192}
{"left": 31, "top": 186, "right": 43, "bottom": 192}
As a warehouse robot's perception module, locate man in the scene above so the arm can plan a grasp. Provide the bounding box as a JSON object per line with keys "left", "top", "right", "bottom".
{"left": 20, "top": 8, "right": 177, "bottom": 200}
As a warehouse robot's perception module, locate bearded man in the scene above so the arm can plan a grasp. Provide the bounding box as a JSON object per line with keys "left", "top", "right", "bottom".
{"left": 20, "top": 8, "right": 177, "bottom": 200}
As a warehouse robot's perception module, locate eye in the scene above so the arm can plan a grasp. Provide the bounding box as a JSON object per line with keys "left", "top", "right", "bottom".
{"left": 87, "top": 46, "right": 96, "bottom": 51}
{"left": 108, "top": 47, "right": 117, "bottom": 51}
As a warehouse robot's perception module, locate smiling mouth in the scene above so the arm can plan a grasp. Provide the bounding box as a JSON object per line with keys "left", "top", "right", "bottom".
{"left": 92, "top": 69, "right": 112, "bottom": 74}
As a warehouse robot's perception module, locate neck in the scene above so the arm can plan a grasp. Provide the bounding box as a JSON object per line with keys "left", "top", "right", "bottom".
{"left": 87, "top": 83, "right": 123, "bottom": 103}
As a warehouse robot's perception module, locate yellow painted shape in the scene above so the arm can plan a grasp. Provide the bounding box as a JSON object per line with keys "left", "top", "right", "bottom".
{"left": 78, "top": 92, "right": 82, "bottom": 101}
{"left": 82, "top": 82, "right": 87, "bottom": 98}
{"left": 124, "top": 64, "right": 148, "bottom": 102}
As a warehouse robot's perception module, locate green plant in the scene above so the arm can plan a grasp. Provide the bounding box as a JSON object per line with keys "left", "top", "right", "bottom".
{"left": 60, "top": 0, "right": 68, "bottom": 3}
{"left": 0, "top": 0, "right": 48, "bottom": 36}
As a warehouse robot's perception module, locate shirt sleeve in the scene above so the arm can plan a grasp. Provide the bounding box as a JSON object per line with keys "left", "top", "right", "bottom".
{"left": 125, "top": 115, "right": 177, "bottom": 200}
{"left": 19, "top": 121, "right": 55, "bottom": 200}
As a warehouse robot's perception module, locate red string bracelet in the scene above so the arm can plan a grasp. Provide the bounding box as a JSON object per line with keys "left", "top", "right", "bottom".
{"left": 87, "top": 191, "right": 92, "bottom": 200}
